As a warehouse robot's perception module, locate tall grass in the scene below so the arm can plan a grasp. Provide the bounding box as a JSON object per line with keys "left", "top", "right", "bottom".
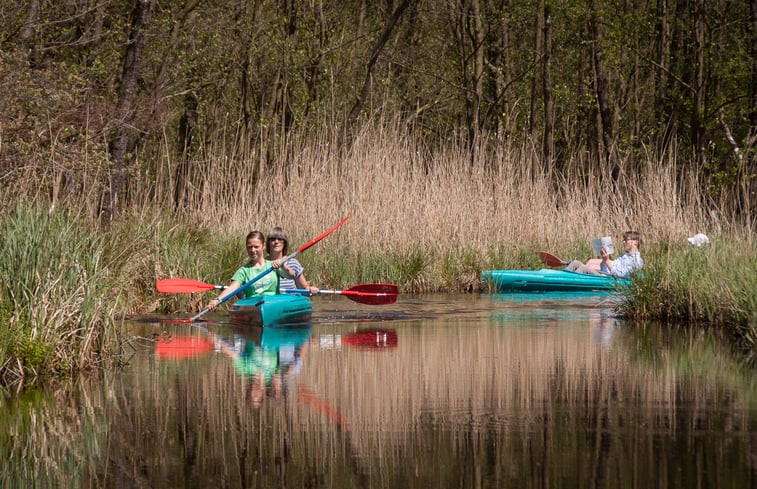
{"left": 0, "top": 123, "right": 753, "bottom": 380}
{"left": 0, "top": 204, "right": 241, "bottom": 381}
{"left": 166, "top": 125, "right": 731, "bottom": 253}
{"left": 618, "top": 238, "right": 757, "bottom": 347}
{"left": 0, "top": 204, "right": 115, "bottom": 380}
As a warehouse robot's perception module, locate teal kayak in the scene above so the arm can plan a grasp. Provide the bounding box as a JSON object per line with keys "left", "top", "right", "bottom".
{"left": 481, "top": 268, "right": 631, "bottom": 292}
{"left": 229, "top": 294, "right": 313, "bottom": 327}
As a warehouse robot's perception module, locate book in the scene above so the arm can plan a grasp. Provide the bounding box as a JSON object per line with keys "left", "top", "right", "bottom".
{"left": 591, "top": 236, "right": 614, "bottom": 256}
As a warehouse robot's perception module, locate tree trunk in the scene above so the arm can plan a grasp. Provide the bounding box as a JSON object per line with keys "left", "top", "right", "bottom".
{"left": 749, "top": 0, "right": 757, "bottom": 151}
{"left": 487, "top": 0, "right": 513, "bottom": 144}
{"left": 304, "top": 0, "right": 328, "bottom": 119}
{"left": 103, "top": 0, "right": 154, "bottom": 220}
{"left": 692, "top": 0, "right": 706, "bottom": 166}
{"left": 342, "top": 0, "right": 411, "bottom": 146}
{"left": 469, "top": 0, "right": 485, "bottom": 155}
{"left": 19, "top": 0, "right": 41, "bottom": 66}
{"left": 655, "top": 0, "right": 672, "bottom": 152}
{"left": 154, "top": 0, "right": 201, "bottom": 92}
{"left": 542, "top": 3, "right": 553, "bottom": 168}
{"left": 19, "top": 0, "right": 40, "bottom": 45}
{"left": 529, "top": 0, "right": 544, "bottom": 145}
{"left": 277, "top": 0, "right": 297, "bottom": 138}
{"left": 174, "top": 92, "right": 198, "bottom": 212}
{"left": 589, "top": 0, "right": 615, "bottom": 175}
{"left": 746, "top": 0, "right": 757, "bottom": 224}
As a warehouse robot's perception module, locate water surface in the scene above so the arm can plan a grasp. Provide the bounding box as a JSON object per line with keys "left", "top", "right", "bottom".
{"left": 1, "top": 293, "right": 754, "bottom": 488}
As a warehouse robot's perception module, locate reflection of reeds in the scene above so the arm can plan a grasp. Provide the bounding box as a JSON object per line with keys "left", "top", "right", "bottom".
{"left": 1, "top": 319, "right": 752, "bottom": 487}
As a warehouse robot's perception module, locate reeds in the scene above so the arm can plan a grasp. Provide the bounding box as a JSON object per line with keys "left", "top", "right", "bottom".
{"left": 0, "top": 123, "right": 754, "bottom": 380}
{"left": 0, "top": 204, "right": 116, "bottom": 380}
{"left": 619, "top": 238, "right": 757, "bottom": 347}
{"left": 0, "top": 205, "right": 234, "bottom": 381}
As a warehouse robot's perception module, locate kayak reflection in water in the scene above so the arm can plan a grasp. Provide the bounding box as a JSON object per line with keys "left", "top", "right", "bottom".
{"left": 215, "top": 327, "right": 312, "bottom": 408}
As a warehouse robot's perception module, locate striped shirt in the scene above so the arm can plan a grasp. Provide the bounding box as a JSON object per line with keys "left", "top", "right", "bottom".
{"left": 601, "top": 252, "right": 643, "bottom": 278}
{"left": 279, "top": 257, "right": 304, "bottom": 290}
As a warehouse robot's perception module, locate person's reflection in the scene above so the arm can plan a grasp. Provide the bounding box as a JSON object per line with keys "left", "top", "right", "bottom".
{"left": 216, "top": 326, "right": 311, "bottom": 408}
{"left": 211, "top": 325, "right": 354, "bottom": 429}
{"left": 590, "top": 309, "right": 618, "bottom": 349}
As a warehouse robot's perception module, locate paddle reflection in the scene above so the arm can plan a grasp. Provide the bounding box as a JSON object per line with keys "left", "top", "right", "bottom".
{"left": 316, "top": 327, "right": 398, "bottom": 351}
{"left": 152, "top": 324, "right": 393, "bottom": 428}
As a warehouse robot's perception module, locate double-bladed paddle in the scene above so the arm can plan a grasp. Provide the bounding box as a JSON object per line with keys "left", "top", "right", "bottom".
{"left": 170, "top": 216, "right": 349, "bottom": 323}
{"left": 158, "top": 278, "right": 398, "bottom": 306}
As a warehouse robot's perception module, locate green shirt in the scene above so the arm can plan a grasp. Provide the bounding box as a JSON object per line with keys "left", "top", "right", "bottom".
{"left": 233, "top": 343, "right": 279, "bottom": 382}
{"left": 231, "top": 260, "right": 280, "bottom": 298}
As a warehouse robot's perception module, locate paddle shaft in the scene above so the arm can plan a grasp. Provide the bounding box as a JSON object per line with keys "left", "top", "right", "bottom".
{"left": 284, "top": 288, "right": 395, "bottom": 297}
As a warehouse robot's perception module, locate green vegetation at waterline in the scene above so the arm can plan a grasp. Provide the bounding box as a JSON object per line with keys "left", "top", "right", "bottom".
{"left": 1, "top": 201, "right": 754, "bottom": 382}
{"left": 617, "top": 240, "right": 757, "bottom": 348}
{"left": 0, "top": 204, "right": 115, "bottom": 379}
{"left": 0, "top": 204, "right": 222, "bottom": 382}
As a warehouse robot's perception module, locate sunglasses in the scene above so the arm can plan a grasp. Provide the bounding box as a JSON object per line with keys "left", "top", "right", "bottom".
{"left": 268, "top": 237, "right": 285, "bottom": 242}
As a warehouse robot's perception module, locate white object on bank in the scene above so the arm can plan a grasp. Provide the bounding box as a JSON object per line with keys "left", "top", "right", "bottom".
{"left": 687, "top": 233, "right": 710, "bottom": 247}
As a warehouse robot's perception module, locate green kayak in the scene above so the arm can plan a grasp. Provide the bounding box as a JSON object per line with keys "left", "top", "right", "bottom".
{"left": 229, "top": 294, "right": 313, "bottom": 327}
{"left": 481, "top": 268, "right": 631, "bottom": 292}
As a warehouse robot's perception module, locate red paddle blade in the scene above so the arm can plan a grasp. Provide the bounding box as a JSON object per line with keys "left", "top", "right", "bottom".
{"left": 296, "top": 216, "right": 349, "bottom": 253}
{"left": 156, "top": 278, "right": 219, "bottom": 294}
{"left": 155, "top": 336, "right": 214, "bottom": 359}
{"left": 538, "top": 252, "right": 567, "bottom": 268}
{"left": 343, "top": 328, "right": 398, "bottom": 349}
{"left": 342, "top": 283, "right": 398, "bottom": 305}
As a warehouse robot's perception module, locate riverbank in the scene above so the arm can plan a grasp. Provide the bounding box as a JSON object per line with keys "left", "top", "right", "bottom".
{"left": 1, "top": 201, "right": 753, "bottom": 382}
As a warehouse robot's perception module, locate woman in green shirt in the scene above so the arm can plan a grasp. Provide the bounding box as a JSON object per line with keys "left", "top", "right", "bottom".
{"left": 205, "top": 230, "right": 295, "bottom": 310}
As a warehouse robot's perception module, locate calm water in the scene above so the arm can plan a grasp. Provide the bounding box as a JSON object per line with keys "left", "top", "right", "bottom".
{"left": 1, "top": 293, "right": 754, "bottom": 488}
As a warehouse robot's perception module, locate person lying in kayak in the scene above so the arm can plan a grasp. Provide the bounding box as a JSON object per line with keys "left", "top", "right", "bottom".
{"left": 205, "top": 230, "right": 295, "bottom": 310}
{"left": 565, "top": 230, "right": 644, "bottom": 278}
{"left": 265, "top": 226, "right": 319, "bottom": 295}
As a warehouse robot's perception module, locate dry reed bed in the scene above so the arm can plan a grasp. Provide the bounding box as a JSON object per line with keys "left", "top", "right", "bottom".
{"left": 2, "top": 126, "right": 741, "bottom": 265}
{"left": 144, "top": 128, "right": 724, "bottom": 254}
{"left": 3, "top": 124, "right": 741, "bottom": 253}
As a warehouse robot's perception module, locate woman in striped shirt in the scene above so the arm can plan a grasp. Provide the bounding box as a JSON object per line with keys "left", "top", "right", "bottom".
{"left": 265, "top": 226, "right": 319, "bottom": 295}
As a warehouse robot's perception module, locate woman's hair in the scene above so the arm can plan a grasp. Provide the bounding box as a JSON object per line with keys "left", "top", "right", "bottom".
{"left": 245, "top": 230, "right": 265, "bottom": 243}
{"left": 623, "top": 230, "right": 641, "bottom": 247}
{"left": 267, "top": 226, "right": 289, "bottom": 254}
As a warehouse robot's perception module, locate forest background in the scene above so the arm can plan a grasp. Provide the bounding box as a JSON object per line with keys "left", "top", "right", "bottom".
{"left": 0, "top": 0, "right": 754, "bottom": 378}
